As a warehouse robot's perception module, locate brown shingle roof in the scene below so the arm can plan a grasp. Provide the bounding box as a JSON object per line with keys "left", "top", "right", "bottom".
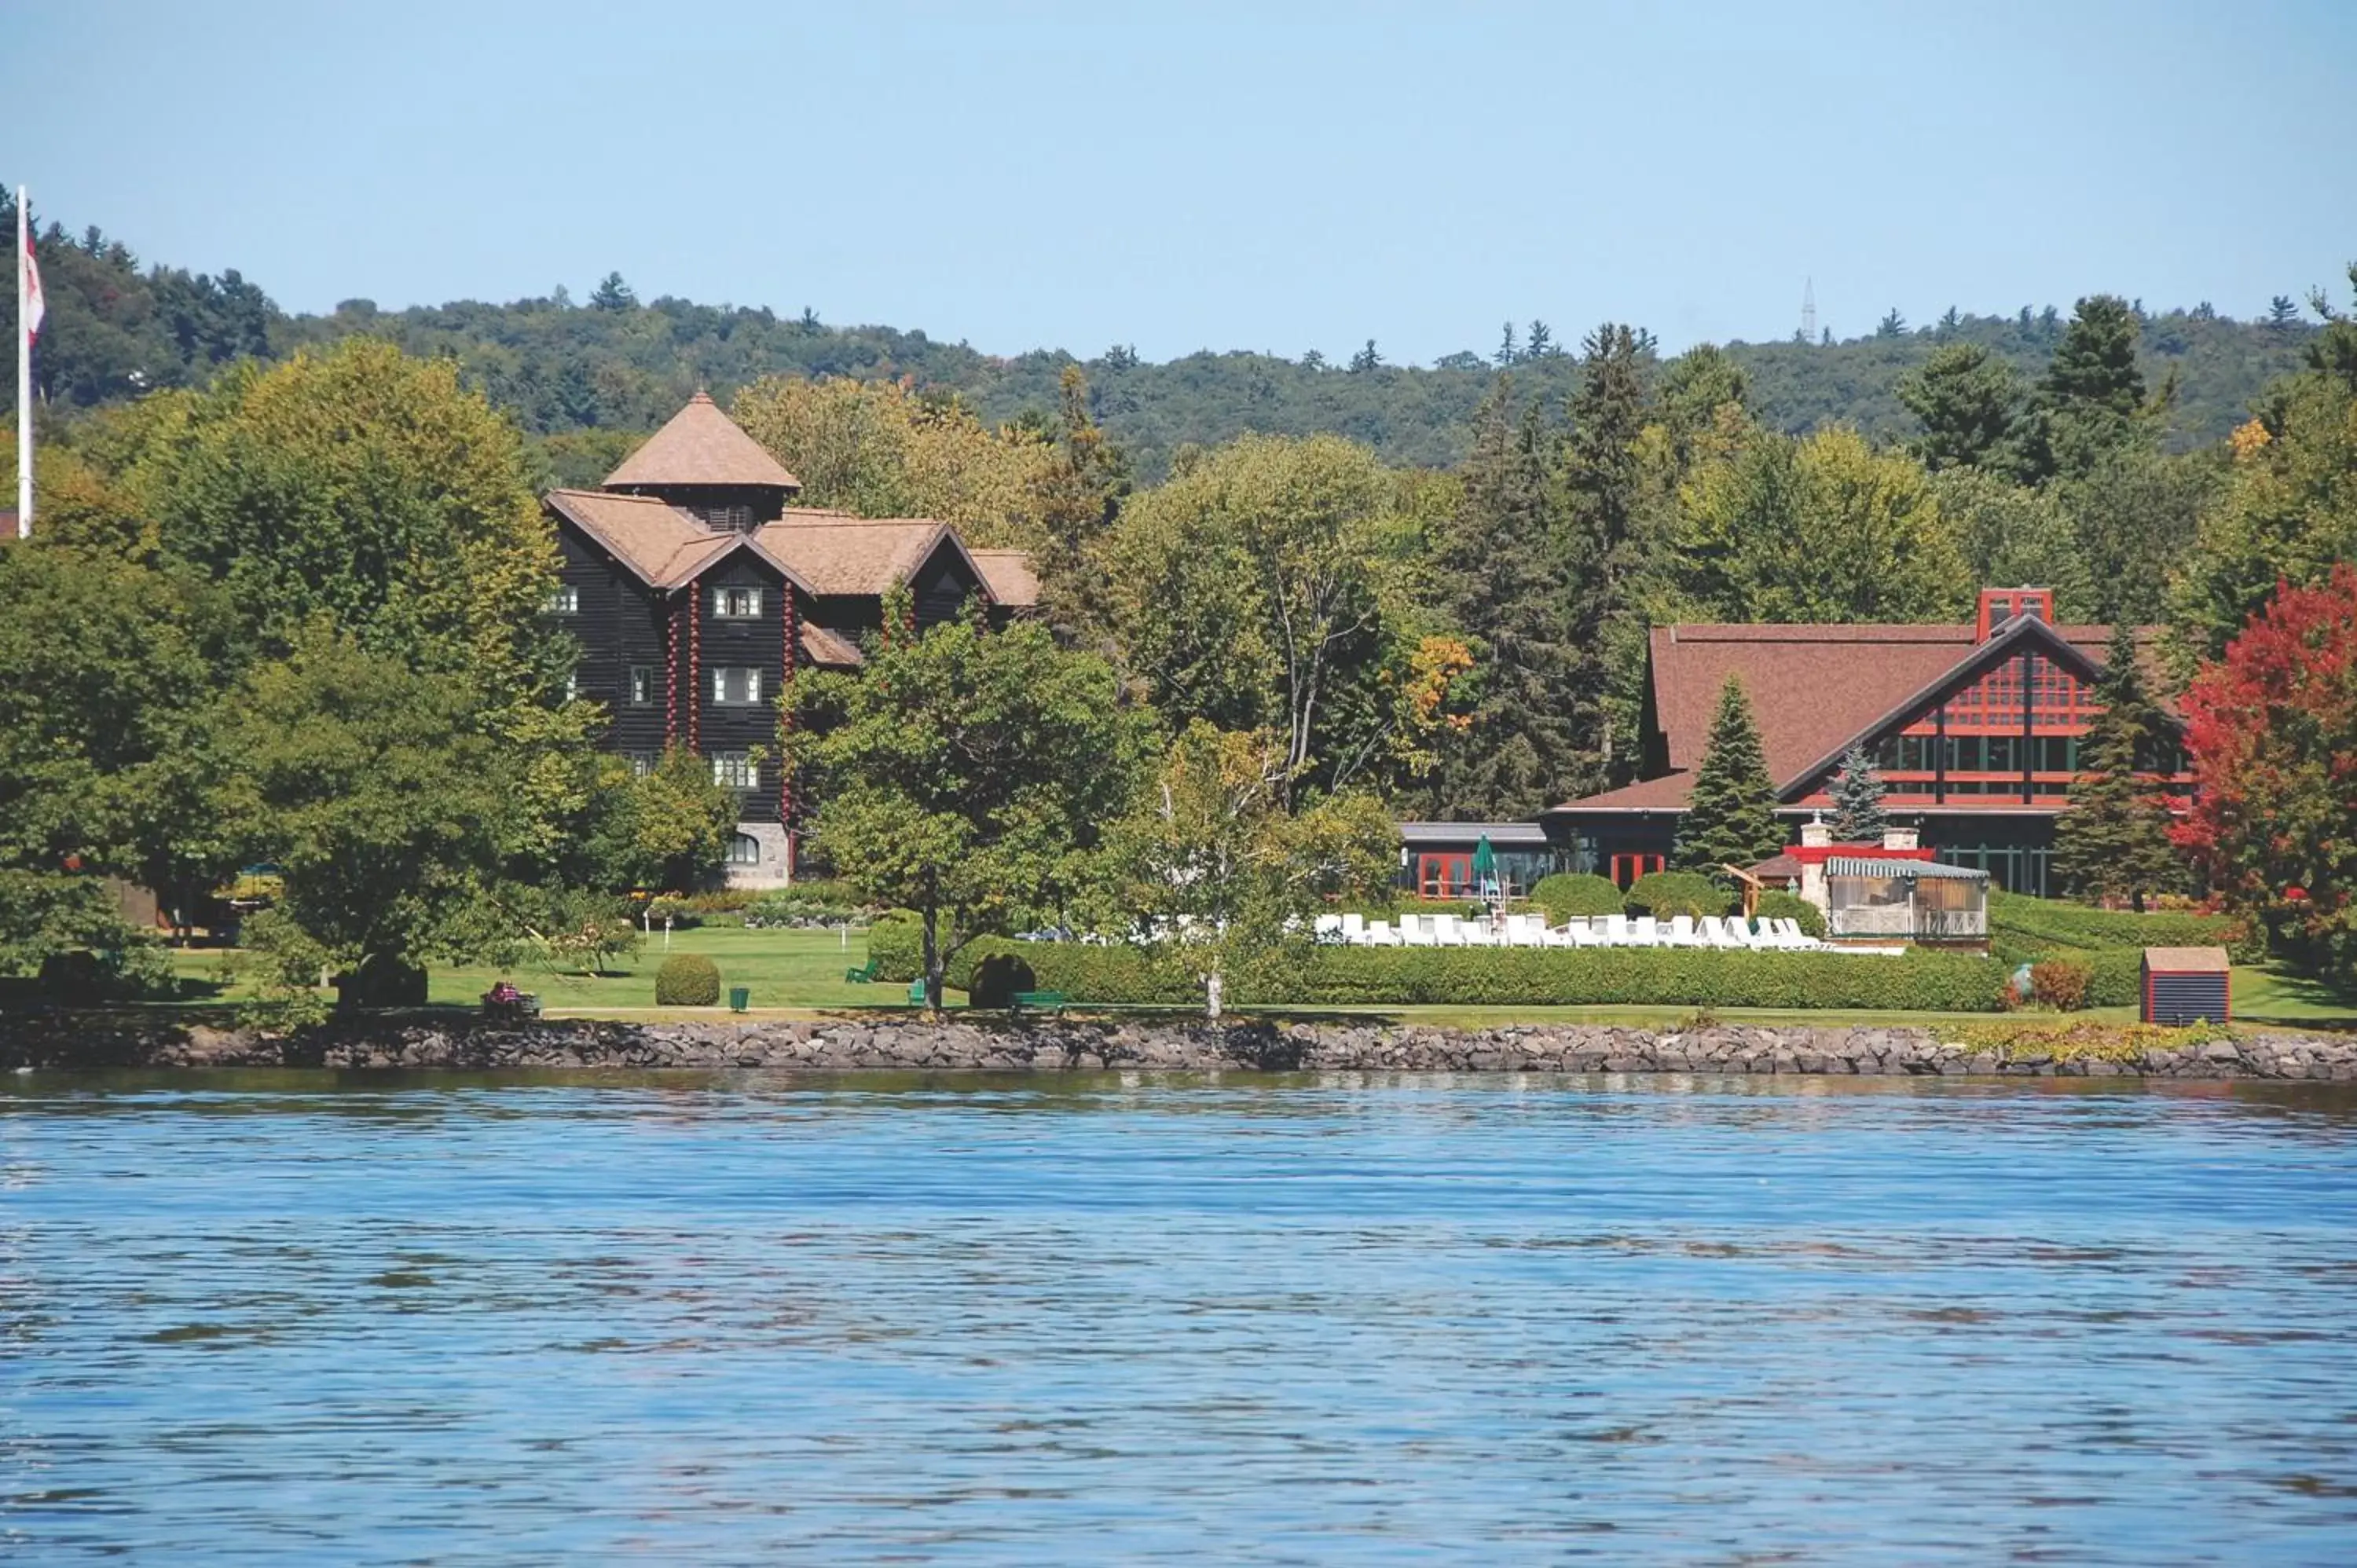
{"left": 1645, "top": 619, "right": 2154, "bottom": 786}
{"left": 799, "top": 623, "right": 865, "bottom": 669}
{"left": 547, "top": 489, "right": 727, "bottom": 587}
{"left": 754, "top": 518, "right": 959, "bottom": 596}
{"left": 604, "top": 392, "right": 801, "bottom": 491}
{"left": 548, "top": 489, "right": 812, "bottom": 592}
{"left": 970, "top": 549, "right": 1040, "bottom": 608}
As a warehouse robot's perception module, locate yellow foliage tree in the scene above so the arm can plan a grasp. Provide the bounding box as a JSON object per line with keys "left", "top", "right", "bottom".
{"left": 728, "top": 375, "right": 1054, "bottom": 548}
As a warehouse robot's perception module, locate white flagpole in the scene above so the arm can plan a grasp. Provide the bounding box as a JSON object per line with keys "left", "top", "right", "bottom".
{"left": 16, "top": 185, "right": 29, "bottom": 538}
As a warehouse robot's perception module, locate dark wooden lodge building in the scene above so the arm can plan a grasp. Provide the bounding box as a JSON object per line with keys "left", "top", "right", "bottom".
{"left": 1545, "top": 589, "right": 2194, "bottom": 898}
{"left": 544, "top": 394, "right": 1039, "bottom": 885}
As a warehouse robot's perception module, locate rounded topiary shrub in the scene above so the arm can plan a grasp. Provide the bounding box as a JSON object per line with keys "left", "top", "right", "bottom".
{"left": 654, "top": 954, "right": 722, "bottom": 1007}
{"left": 1624, "top": 870, "right": 1732, "bottom": 920}
{"left": 1754, "top": 890, "right": 1826, "bottom": 939}
{"left": 1530, "top": 872, "right": 1624, "bottom": 924}
{"left": 866, "top": 910, "right": 924, "bottom": 984}
{"left": 966, "top": 950, "right": 1039, "bottom": 1009}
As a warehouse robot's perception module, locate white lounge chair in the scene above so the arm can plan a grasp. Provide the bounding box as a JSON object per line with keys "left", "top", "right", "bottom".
{"left": 1340, "top": 913, "right": 1366, "bottom": 943}
{"left": 1600, "top": 914, "right": 1630, "bottom": 946}
{"left": 1629, "top": 916, "right": 1661, "bottom": 947}
{"left": 1430, "top": 914, "right": 1464, "bottom": 946}
{"left": 1365, "top": 920, "right": 1398, "bottom": 946}
{"left": 1666, "top": 914, "right": 1700, "bottom": 947}
{"left": 1314, "top": 913, "right": 1344, "bottom": 941}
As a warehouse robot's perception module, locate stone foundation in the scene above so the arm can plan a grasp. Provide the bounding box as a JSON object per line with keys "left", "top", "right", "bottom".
{"left": 5, "top": 1013, "right": 2352, "bottom": 1080}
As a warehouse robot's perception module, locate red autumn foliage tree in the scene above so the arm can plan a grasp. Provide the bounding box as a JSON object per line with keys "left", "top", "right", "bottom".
{"left": 2172, "top": 564, "right": 2357, "bottom": 985}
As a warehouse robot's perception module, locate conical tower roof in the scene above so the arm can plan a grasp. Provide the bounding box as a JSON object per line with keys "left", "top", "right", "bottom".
{"left": 604, "top": 391, "right": 801, "bottom": 491}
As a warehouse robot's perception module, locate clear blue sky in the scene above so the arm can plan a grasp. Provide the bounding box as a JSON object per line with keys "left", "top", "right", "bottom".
{"left": 8, "top": 0, "right": 2354, "bottom": 363}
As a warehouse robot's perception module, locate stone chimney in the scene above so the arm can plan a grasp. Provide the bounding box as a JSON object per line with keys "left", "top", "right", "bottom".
{"left": 1882, "top": 824, "right": 1919, "bottom": 851}
{"left": 1798, "top": 814, "right": 1831, "bottom": 912}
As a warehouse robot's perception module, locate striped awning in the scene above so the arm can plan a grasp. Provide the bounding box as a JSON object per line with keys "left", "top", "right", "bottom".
{"left": 1825, "top": 856, "right": 1989, "bottom": 881}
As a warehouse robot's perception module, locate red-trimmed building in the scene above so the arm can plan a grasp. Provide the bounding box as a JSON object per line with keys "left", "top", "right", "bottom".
{"left": 543, "top": 393, "right": 1037, "bottom": 887}
{"left": 1543, "top": 589, "right": 2190, "bottom": 897}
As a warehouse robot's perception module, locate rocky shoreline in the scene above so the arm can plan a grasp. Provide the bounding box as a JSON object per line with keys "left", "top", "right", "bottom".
{"left": 4, "top": 1012, "right": 2353, "bottom": 1079}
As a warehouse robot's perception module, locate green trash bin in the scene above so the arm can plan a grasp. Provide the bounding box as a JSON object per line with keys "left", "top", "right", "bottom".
{"left": 728, "top": 986, "right": 750, "bottom": 1013}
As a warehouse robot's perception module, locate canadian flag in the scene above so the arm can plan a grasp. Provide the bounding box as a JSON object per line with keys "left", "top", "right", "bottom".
{"left": 20, "top": 211, "right": 41, "bottom": 344}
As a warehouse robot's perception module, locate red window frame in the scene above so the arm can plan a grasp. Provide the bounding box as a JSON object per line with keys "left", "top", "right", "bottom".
{"left": 1610, "top": 853, "right": 1663, "bottom": 890}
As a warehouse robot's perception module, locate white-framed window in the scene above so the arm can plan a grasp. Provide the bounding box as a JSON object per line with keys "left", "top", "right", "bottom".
{"left": 725, "top": 833, "right": 763, "bottom": 866}
{"left": 712, "top": 666, "right": 763, "bottom": 705}
{"left": 713, "top": 586, "right": 763, "bottom": 619}
{"left": 563, "top": 670, "right": 580, "bottom": 701}
{"left": 628, "top": 665, "right": 654, "bottom": 705}
{"left": 627, "top": 752, "right": 658, "bottom": 779}
{"left": 711, "top": 753, "right": 757, "bottom": 789}
{"left": 546, "top": 584, "right": 580, "bottom": 614}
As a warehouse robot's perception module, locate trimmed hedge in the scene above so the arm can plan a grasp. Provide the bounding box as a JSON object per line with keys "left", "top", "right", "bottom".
{"left": 960, "top": 939, "right": 2009, "bottom": 1012}
{"left": 867, "top": 910, "right": 924, "bottom": 983}
{"left": 2084, "top": 948, "right": 2143, "bottom": 1008}
{"left": 1625, "top": 870, "right": 1732, "bottom": 920}
{"left": 1755, "top": 890, "right": 1826, "bottom": 940}
{"left": 654, "top": 954, "right": 721, "bottom": 1006}
{"left": 1989, "top": 892, "right": 2259, "bottom": 962}
{"left": 1530, "top": 873, "right": 1624, "bottom": 923}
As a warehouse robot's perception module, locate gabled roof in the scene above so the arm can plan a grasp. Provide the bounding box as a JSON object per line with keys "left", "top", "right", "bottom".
{"left": 970, "top": 549, "right": 1041, "bottom": 608}
{"left": 545, "top": 489, "right": 812, "bottom": 594}
{"left": 1643, "top": 617, "right": 2158, "bottom": 782}
{"left": 603, "top": 392, "right": 801, "bottom": 491}
{"left": 1773, "top": 614, "right": 2117, "bottom": 801}
{"left": 1550, "top": 613, "right": 2165, "bottom": 816}
{"left": 753, "top": 517, "right": 995, "bottom": 601}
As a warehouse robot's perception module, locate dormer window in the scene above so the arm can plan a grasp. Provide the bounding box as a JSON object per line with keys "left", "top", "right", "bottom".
{"left": 713, "top": 586, "right": 762, "bottom": 619}
{"left": 1976, "top": 587, "right": 2055, "bottom": 641}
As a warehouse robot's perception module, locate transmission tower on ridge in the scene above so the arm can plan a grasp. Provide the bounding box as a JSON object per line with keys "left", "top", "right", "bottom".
{"left": 1801, "top": 277, "right": 1817, "bottom": 343}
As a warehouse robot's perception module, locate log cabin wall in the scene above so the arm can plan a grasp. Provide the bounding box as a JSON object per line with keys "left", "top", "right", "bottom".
{"left": 696, "top": 553, "right": 789, "bottom": 825}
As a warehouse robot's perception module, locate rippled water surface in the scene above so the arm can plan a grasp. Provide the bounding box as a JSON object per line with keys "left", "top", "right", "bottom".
{"left": 7, "top": 1071, "right": 2357, "bottom": 1563}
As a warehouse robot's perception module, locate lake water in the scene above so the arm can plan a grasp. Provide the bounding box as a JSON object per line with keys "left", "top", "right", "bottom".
{"left": 5, "top": 1070, "right": 2357, "bottom": 1564}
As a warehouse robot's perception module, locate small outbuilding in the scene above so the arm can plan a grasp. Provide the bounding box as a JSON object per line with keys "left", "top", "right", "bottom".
{"left": 2143, "top": 947, "right": 2231, "bottom": 1027}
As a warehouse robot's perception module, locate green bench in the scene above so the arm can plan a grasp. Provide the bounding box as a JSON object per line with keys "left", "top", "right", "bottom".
{"left": 908, "top": 978, "right": 929, "bottom": 1006}
{"left": 845, "top": 958, "right": 879, "bottom": 984}
{"left": 1010, "top": 990, "right": 1069, "bottom": 1016}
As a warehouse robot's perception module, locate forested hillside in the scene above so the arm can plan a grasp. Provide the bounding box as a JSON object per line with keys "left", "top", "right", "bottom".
{"left": 2, "top": 192, "right": 2322, "bottom": 482}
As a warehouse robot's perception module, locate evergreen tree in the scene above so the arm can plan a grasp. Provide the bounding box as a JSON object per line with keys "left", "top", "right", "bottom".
{"left": 1525, "top": 320, "right": 1553, "bottom": 358}
{"left": 1896, "top": 342, "right": 2025, "bottom": 472}
{"left": 2267, "top": 295, "right": 2302, "bottom": 330}
{"left": 1673, "top": 675, "right": 1784, "bottom": 873}
{"left": 1421, "top": 380, "right": 1581, "bottom": 817}
{"left": 588, "top": 272, "right": 636, "bottom": 312}
{"left": 2024, "top": 294, "right": 2146, "bottom": 479}
{"left": 1827, "top": 743, "right": 1889, "bottom": 841}
{"left": 1558, "top": 323, "right": 1656, "bottom": 790}
{"left": 1877, "top": 308, "right": 1908, "bottom": 338}
{"left": 1028, "top": 365, "right": 1130, "bottom": 644}
{"left": 2053, "top": 622, "right": 2185, "bottom": 909}
{"left": 1348, "top": 339, "right": 1382, "bottom": 374}
{"left": 1495, "top": 321, "right": 1518, "bottom": 367}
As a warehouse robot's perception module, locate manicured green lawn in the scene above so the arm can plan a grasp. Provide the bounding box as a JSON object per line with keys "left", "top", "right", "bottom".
{"left": 163, "top": 927, "right": 2355, "bottom": 1031}
{"left": 170, "top": 925, "right": 960, "bottom": 1015}
{"left": 2234, "top": 964, "right": 2357, "bottom": 1028}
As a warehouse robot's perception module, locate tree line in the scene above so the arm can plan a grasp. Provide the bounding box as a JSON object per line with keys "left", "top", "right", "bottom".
{"left": 1, "top": 189, "right": 2325, "bottom": 485}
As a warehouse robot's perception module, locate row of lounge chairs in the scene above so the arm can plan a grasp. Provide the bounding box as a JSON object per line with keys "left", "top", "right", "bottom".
{"left": 1309, "top": 910, "right": 1889, "bottom": 954}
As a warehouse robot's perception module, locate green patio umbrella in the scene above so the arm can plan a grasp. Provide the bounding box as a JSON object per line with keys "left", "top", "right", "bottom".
{"left": 1472, "top": 834, "right": 1497, "bottom": 893}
